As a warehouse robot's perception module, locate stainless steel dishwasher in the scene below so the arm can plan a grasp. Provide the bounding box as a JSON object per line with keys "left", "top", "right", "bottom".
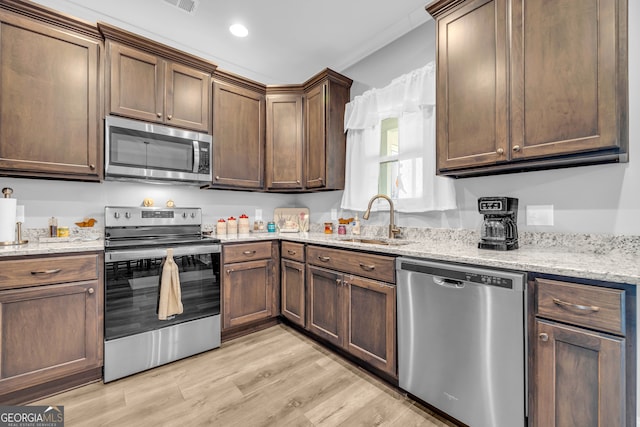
{"left": 397, "top": 257, "right": 527, "bottom": 427}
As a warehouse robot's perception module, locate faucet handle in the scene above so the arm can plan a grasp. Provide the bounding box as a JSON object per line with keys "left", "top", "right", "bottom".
{"left": 389, "top": 225, "right": 402, "bottom": 239}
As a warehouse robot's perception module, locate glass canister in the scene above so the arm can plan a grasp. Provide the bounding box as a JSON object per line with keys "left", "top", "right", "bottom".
{"left": 338, "top": 224, "right": 346, "bottom": 235}
{"left": 216, "top": 219, "right": 226, "bottom": 236}
{"left": 324, "top": 222, "right": 334, "bottom": 234}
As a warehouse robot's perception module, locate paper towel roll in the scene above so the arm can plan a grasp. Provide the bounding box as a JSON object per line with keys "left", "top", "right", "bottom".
{"left": 0, "top": 198, "right": 17, "bottom": 242}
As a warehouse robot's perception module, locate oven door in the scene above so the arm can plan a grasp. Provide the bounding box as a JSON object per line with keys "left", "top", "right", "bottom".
{"left": 104, "top": 244, "right": 220, "bottom": 341}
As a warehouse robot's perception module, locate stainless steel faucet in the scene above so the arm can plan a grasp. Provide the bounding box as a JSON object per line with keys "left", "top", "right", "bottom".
{"left": 362, "top": 194, "right": 401, "bottom": 239}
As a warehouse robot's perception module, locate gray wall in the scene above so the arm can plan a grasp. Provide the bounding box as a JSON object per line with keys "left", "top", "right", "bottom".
{"left": 300, "top": 8, "right": 640, "bottom": 236}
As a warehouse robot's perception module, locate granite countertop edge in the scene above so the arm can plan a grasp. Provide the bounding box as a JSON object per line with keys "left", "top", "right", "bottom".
{"left": 2, "top": 232, "right": 638, "bottom": 286}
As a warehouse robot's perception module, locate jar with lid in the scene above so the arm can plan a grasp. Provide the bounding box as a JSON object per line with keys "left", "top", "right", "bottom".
{"left": 267, "top": 221, "right": 276, "bottom": 233}
{"left": 216, "top": 219, "right": 226, "bottom": 236}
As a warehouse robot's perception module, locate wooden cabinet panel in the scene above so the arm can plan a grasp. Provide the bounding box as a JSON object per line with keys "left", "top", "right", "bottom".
{"left": 434, "top": 0, "right": 508, "bottom": 171}
{"left": 345, "top": 275, "right": 396, "bottom": 377}
{"left": 0, "top": 6, "right": 101, "bottom": 180}
{"left": 306, "top": 265, "right": 344, "bottom": 347}
{"left": 281, "top": 259, "right": 305, "bottom": 327}
{"left": 0, "top": 254, "right": 99, "bottom": 290}
{"left": 307, "top": 245, "right": 395, "bottom": 283}
{"left": 281, "top": 241, "right": 305, "bottom": 263}
{"left": 305, "top": 83, "right": 327, "bottom": 189}
{"left": 536, "top": 278, "right": 624, "bottom": 335}
{"left": 266, "top": 93, "right": 303, "bottom": 189}
{"left": 0, "top": 281, "right": 102, "bottom": 389}
{"left": 533, "top": 319, "right": 625, "bottom": 427}
{"left": 223, "top": 241, "right": 272, "bottom": 264}
{"left": 223, "top": 259, "right": 273, "bottom": 329}
{"left": 108, "top": 41, "right": 163, "bottom": 124}
{"left": 166, "top": 62, "right": 210, "bottom": 132}
{"left": 510, "top": 0, "right": 623, "bottom": 160}
{"left": 212, "top": 78, "right": 265, "bottom": 189}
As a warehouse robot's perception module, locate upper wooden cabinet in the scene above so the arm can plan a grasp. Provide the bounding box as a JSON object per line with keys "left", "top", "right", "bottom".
{"left": 428, "top": 0, "right": 628, "bottom": 177}
{"left": 265, "top": 69, "right": 352, "bottom": 192}
{"left": 100, "top": 23, "right": 214, "bottom": 133}
{"left": 0, "top": 1, "right": 102, "bottom": 181}
{"left": 211, "top": 71, "right": 266, "bottom": 189}
{"left": 304, "top": 72, "right": 352, "bottom": 190}
{"left": 266, "top": 92, "right": 304, "bottom": 190}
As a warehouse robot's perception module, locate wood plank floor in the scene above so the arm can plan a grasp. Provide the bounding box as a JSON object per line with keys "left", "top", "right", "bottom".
{"left": 34, "top": 324, "right": 459, "bottom": 426}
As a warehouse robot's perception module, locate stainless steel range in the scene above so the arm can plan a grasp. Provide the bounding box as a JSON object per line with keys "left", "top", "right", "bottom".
{"left": 103, "top": 206, "right": 221, "bottom": 382}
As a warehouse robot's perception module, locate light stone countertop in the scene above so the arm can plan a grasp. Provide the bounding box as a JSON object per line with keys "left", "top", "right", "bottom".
{"left": 3, "top": 229, "right": 638, "bottom": 286}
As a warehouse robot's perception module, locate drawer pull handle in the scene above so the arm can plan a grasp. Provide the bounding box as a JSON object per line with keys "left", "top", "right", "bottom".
{"left": 31, "top": 268, "right": 62, "bottom": 275}
{"left": 359, "top": 263, "right": 376, "bottom": 271}
{"left": 552, "top": 297, "right": 600, "bottom": 313}
{"left": 539, "top": 333, "right": 549, "bottom": 342}
{"left": 243, "top": 250, "right": 256, "bottom": 255}
{"left": 287, "top": 250, "right": 297, "bottom": 255}
{"left": 318, "top": 256, "right": 331, "bottom": 262}
{"left": 87, "top": 287, "right": 95, "bottom": 295}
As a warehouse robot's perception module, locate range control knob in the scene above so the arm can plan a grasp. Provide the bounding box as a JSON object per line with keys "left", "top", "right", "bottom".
{"left": 114, "top": 212, "right": 120, "bottom": 219}
{"left": 182, "top": 212, "right": 188, "bottom": 219}
{"left": 190, "top": 212, "right": 196, "bottom": 218}
{"left": 125, "top": 212, "right": 131, "bottom": 219}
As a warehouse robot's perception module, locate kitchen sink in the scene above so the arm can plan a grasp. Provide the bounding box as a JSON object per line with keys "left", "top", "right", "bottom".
{"left": 335, "top": 237, "right": 413, "bottom": 246}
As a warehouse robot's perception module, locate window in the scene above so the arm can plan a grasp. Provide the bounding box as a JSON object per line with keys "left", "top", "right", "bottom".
{"left": 341, "top": 63, "right": 457, "bottom": 213}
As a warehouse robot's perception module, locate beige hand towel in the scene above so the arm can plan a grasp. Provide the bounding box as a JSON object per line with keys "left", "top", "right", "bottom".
{"left": 158, "top": 248, "right": 183, "bottom": 320}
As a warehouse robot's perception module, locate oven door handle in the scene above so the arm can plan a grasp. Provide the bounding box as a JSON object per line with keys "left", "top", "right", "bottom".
{"left": 106, "top": 244, "right": 221, "bottom": 262}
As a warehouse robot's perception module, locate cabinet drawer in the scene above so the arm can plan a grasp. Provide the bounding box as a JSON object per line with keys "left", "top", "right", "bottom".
{"left": 536, "top": 279, "right": 624, "bottom": 335}
{"left": 0, "top": 254, "right": 99, "bottom": 290}
{"left": 223, "top": 241, "right": 272, "bottom": 263}
{"left": 307, "top": 245, "right": 395, "bottom": 283}
{"left": 281, "top": 242, "right": 304, "bottom": 262}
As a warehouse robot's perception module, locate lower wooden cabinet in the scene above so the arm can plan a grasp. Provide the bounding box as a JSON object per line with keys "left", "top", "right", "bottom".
{"left": 281, "top": 259, "right": 305, "bottom": 327}
{"left": 222, "top": 241, "right": 278, "bottom": 331}
{"left": 531, "top": 277, "right": 634, "bottom": 427}
{"left": 307, "top": 255, "right": 397, "bottom": 378}
{"left": 0, "top": 252, "right": 103, "bottom": 404}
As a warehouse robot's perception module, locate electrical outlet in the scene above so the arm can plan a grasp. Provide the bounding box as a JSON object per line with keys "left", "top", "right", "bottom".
{"left": 526, "top": 205, "right": 554, "bottom": 226}
{"left": 330, "top": 209, "right": 338, "bottom": 220}
{"left": 255, "top": 209, "right": 262, "bottom": 220}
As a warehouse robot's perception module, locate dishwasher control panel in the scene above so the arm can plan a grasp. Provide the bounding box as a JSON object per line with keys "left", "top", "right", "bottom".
{"left": 399, "top": 261, "right": 524, "bottom": 290}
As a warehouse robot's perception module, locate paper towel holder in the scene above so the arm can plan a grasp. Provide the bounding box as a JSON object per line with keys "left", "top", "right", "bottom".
{"left": 0, "top": 187, "right": 28, "bottom": 246}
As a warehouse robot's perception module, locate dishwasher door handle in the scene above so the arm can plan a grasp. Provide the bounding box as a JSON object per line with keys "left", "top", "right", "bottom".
{"left": 433, "top": 277, "right": 465, "bottom": 289}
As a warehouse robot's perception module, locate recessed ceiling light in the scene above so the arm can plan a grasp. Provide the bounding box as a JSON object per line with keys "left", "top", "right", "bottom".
{"left": 229, "top": 24, "right": 248, "bottom": 38}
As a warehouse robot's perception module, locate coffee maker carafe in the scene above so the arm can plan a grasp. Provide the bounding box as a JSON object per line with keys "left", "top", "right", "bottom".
{"left": 478, "top": 197, "right": 519, "bottom": 250}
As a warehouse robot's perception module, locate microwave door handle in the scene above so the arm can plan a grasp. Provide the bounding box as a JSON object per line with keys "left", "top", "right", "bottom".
{"left": 193, "top": 141, "right": 200, "bottom": 173}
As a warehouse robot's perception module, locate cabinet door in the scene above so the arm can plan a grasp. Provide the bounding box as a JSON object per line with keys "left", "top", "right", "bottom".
{"left": 0, "top": 12, "right": 101, "bottom": 179}
{"left": 345, "top": 275, "right": 396, "bottom": 377}
{"left": 281, "top": 259, "right": 305, "bottom": 327}
{"left": 266, "top": 93, "right": 304, "bottom": 189}
{"left": 434, "top": 0, "right": 508, "bottom": 171}
{"left": 166, "top": 62, "right": 210, "bottom": 132}
{"left": 108, "top": 41, "right": 164, "bottom": 124}
{"left": 305, "top": 83, "right": 327, "bottom": 189}
{"left": 306, "top": 265, "right": 345, "bottom": 347}
{"left": 212, "top": 80, "right": 265, "bottom": 189}
{"left": 223, "top": 259, "right": 273, "bottom": 329}
{"left": 510, "top": 0, "right": 622, "bottom": 160}
{"left": 533, "top": 319, "right": 625, "bottom": 427}
{"left": 0, "top": 281, "right": 102, "bottom": 392}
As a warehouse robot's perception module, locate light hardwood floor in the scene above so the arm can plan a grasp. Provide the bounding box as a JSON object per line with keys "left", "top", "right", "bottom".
{"left": 34, "top": 324, "right": 459, "bottom": 426}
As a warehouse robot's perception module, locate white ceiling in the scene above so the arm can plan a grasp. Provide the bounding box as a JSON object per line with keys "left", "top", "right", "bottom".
{"left": 32, "top": 0, "right": 431, "bottom": 84}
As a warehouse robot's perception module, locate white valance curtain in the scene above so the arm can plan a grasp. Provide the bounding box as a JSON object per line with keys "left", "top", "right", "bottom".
{"left": 340, "top": 62, "right": 457, "bottom": 213}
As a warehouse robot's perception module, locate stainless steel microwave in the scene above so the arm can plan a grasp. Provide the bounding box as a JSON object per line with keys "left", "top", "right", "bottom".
{"left": 104, "top": 116, "right": 212, "bottom": 184}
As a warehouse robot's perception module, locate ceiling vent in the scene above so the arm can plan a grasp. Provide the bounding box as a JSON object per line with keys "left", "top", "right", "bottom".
{"left": 163, "top": 0, "right": 199, "bottom": 15}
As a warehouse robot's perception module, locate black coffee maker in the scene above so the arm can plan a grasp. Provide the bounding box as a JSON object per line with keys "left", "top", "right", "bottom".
{"left": 478, "top": 197, "right": 519, "bottom": 250}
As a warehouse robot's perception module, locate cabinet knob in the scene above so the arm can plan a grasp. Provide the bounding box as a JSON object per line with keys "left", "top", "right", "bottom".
{"left": 89, "top": 164, "right": 96, "bottom": 170}
{"left": 336, "top": 278, "right": 342, "bottom": 286}
{"left": 226, "top": 269, "right": 233, "bottom": 275}
{"left": 496, "top": 148, "right": 504, "bottom": 155}
{"left": 539, "top": 332, "right": 549, "bottom": 342}
{"left": 513, "top": 145, "right": 521, "bottom": 152}
{"left": 359, "top": 263, "right": 376, "bottom": 272}
{"left": 296, "top": 180, "right": 301, "bottom": 184}
{"left": 287, "top": 250, "right": 296, "bottom": 255}
{"left": 318, "top": 256, "right": 331, "bottom": 262}
{"left": 215, "top": 176, "right": 220, "bottom": 180}
{"left": 87, "top": 287, "right": 94, "bottom": 294}
{"left": 156, "top": 112, "right": 162, "bottom": 118}
{"left": 167, "top": 115, "right": 173, "bottom": 120}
